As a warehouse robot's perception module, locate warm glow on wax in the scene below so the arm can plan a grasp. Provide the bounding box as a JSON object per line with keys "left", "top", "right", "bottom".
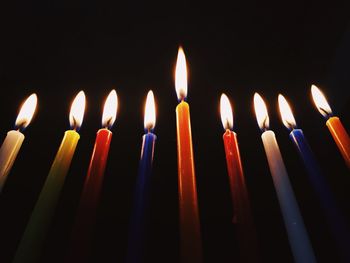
{"left": 311, "top": 85, "right": 333, "bottom": 118}
{"left": 69, "top": 91, "right": 86, "bottom": 130}
{"left": 220, "top": 93, "right": 233, "bottom": 130}
{"left": 278, "top": 94, "right": 297, "bottom": 130}
{"left": 15, "top": 93, "right": 38, "bottom": 129}
{"left": 254, "top": 93, "right": 269, "bottom": 130}
{"left": 144, "top": 90, "right": 156, "bottom": 131}
{"left": 102, "top": 90, "right": 118, "bottom": 129}
{"left": 175, "top": 47, "right": 188, "bottom": 100}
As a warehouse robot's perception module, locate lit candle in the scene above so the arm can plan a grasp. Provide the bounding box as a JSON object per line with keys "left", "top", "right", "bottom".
{"left": 279, "top": 94, "right": 350, "bottom": 262}
{"left": 311, "top": 85, "right": 350, "bottom": 168}
{"left": 0, "top": 93, "right": 37, "bottom": 192}
{"left": 220, "top": 94, "right": 259, "bottom": 262}
{"left": 175, "top": 47, "right": 202, "bottom": 262}
{"left": 67, "top": 90, "right": 117, "bottom": 262}
{"left": 254, "top": 93, "right": 316, "bottom": 263}
{"left": 127, "top": 90, "right": 157, "bottom": 263}
{"left": 13, "top": 91, "right": 86, "bottom": 263}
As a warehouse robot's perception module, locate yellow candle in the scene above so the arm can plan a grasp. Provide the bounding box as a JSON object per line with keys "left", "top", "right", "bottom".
{"left": 175, "top": 47, "right": 202, "bottom": 263}
{"left": 311, "top": 85, "right": 350, "bottom": 168}
{"left": 0, "top": 94, "right": 37, "bottom": 192}
{"left": 13, "top": 91, "right": 86, "bottom": 263}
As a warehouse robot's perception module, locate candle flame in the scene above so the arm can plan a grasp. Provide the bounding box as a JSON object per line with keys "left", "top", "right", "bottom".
{"left": 144, "top": 90, "right": 156, "bottom": 131}
{"left": 69, "top": 91, "right": 86, "bottom": 130}
{"left": 102, "top": 90, "right": 118, "bottom": 129}
{"left": 220, "top": 93, "right": 233, "bottom": 130}
{"left": 311, "top": 85, "right": 333, "bottom": 118}
{"left": 175, "top": 46, "right": 188, "bottom": 100}
{"left": 15, "top": 93, "right": 38, "bottom": 130}
{"left": 278, "top": 94, "right": 297, "bottom": 130}
{"left": 254, "top": 93, "right": 269, "bottom": 131}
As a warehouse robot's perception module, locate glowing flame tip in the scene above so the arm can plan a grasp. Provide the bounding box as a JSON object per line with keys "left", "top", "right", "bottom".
{"left": 69, "top": 91, "right": 86, "bottom": 130}
{"left": 278, "top": 94, "right": 296, "bottom": 130}
{"left": 144, "top": 90, "right": 156, "bottom": 131}
{"left": 15, "top": 93, "right": 38, "bottom": 130}
{"left": 102, "top": 90, "right": 118, "bottom": 129}
{"left": 175, "top": 46, "right": 188, "bottom": 100}
{"left": 220, "top": 93, "right": 233, "bottom": 130}
{"left": 311, "top": 85, "right": 332, "bottom": 118}
{"left": 254, "top": 93, "right": 270, "bottom": 131}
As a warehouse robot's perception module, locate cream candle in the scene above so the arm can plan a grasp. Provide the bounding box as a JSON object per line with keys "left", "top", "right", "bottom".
{"left": 0, "top": 94, "right": 37, "bottom": 192}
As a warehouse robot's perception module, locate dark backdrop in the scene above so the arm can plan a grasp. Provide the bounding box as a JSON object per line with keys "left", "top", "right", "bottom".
{"left": 0, "top": 1, "right": 349, "bottom": 263}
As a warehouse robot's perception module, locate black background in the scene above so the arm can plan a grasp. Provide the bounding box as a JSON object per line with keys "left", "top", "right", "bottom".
{"left": 0, "top": 1, "right": 349, "bottom": 263}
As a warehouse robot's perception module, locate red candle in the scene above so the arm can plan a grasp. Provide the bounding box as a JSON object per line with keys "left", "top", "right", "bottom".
{"left": 67, "top": 90, "right": 118, "bottom": 261}
{"left": 220, "top": 94, "right": 259, "bottom": 262}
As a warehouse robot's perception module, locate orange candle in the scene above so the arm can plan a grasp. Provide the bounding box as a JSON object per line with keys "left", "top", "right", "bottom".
{"left": 220, "top": 94, "right": 259, "bottom": 262}
{"left": 175, "top": 47, "right": 202, "bottom": 262}
{"left": 311, "top": 85, "right": 350, "bottom": 168}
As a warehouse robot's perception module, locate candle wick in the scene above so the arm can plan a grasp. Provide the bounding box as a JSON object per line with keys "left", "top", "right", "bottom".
{"left": 319, "top": 107, "right": 332, "bottom": 118}
{"left": 104, "top": 117, "right": 113, "bottom": 129}
{"left": 225, "top": 120, "right": 231, "bottom": 131}
{"left": 72, "top": 116, "right": 78, "bottom": 130}
{"left": 262, "top": 116, "right": 269, "bottom": 131}
{"left": 15, "top": 120, "right": 27, "bottom": 132}
{"left": 286, "top": 120, "right": 295, "bottom": 130}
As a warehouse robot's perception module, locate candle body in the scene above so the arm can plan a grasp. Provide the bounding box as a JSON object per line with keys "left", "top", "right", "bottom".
{"left": 13, "top": 130, "right": 80, "bottom": 263}
{"left": 127, "top": 132, "right": 156, "bottom": 263}
{"left": 176, "top": 101, "right": 202, "bottom": 263}
{"left": 290, "top": 129, "right": 350, "bottom": 261}
{"left": 67, "top": 128, "right": 112, "bottom": 262}
{"left": 326, "top": 116, "right": 350, "bottom": 168}
{"left": 223, "top": 130, "right": 258, "bottom": 262}
{"left": 261, "top": 130, "right": 315, "bottom": 263}
{"left": 0, "top": 130, "right": 25, "bottom": 192}
{"left": 290, "top": 129, "right": 321, "bottom": 176}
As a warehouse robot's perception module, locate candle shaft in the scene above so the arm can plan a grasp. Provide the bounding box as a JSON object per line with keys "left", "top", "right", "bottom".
{"left": 326, "top": 117, "right": 350, "bottom": 168}
{"left": 290, "top": 129, "right": 350, "bottom": 261}
{"left": 67, "top": 128, "right": 112, "bottom": 262}
{"left": 176, "top": 100, "right": 202, "bottom": 263}
{"left": 0, "top": 130, "right": 25, "bottom": 192}
{"left": 127, "top": 132, "right": 156, "bottom": 263}
{"left": 223, "top": 130, "right": 259, "bottom": 262}
{"left": 261, "top": 130, "right": 315, "bottom": 263}
{"left": 13, "top": 130, "right": 80, "bottom": 263}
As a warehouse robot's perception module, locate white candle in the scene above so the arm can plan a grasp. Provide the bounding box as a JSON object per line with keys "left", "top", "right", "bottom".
{"left": 261, "top": 130, "right": 287, "bottom": 176}
{"left": 0, "top": 94, "right": 37, "bottom": 192}
{"left": 254, "top": 93, "right": 316, "bottom": 263}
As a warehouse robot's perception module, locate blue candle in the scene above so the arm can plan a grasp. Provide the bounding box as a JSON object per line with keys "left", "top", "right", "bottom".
{"left": 289, "top": 129, "right": 320, "bottom": 175}
{"left": 127, "top": 91, "right": 156, "bottom": 263}
{"left": 279, "top": 95, "right": 350, "bottom": 262}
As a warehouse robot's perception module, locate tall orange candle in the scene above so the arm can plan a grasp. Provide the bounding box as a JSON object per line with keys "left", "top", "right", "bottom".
{"left": 175, "top": 47, "right": 202, "bottom": 262}
{"left": 311, "top": 85, "right": 350, "bottom": 168}
{"left": 220, "top": 94, "right": 259, "bottom": 262}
